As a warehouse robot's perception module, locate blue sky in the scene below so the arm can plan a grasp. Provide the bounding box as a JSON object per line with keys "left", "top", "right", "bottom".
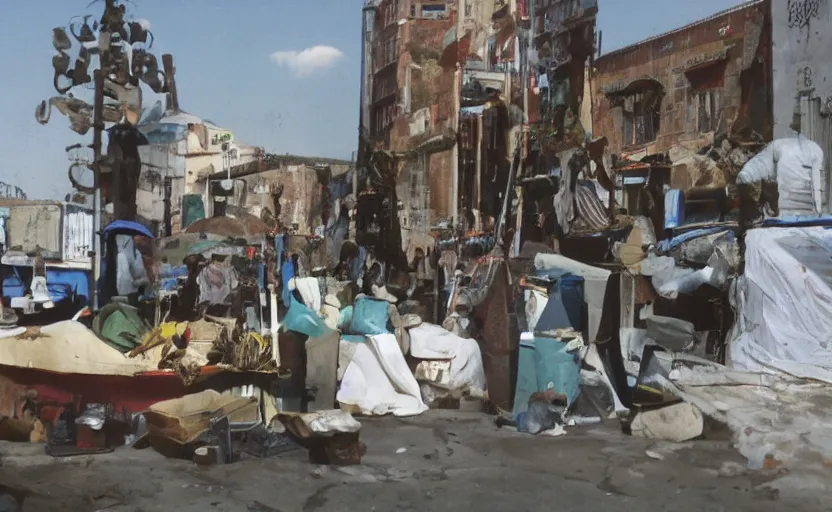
{"left": 0, "top": 0, "right": 740, "bottom": 199}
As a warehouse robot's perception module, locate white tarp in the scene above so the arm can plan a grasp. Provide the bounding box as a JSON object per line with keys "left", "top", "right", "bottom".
{"left": 729, "top": 227, "right": 832, "bottom": 382}
{"left": 736, "top": 135, "right": 825, "bottom": 215}
{"left": 0, "top": 320, "right": 157, "bottom": 376}
{"left": 669, "top": 364, "right": 832, "bottom": 467}
{"left": 408, "top": 323, "right": 487, "bottom": 394}
{"left": 336, "top": 333, "right": 428, "bottom": 417}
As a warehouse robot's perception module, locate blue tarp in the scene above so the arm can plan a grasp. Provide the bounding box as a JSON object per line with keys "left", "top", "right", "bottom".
{"left": 657, "top": 227, "right": 729, "bottom": 254}
{"left": 534, "top": 274, "right": 584, "bottom": 333}
{"left": 762, "top": 215, "right": 832, "bottom": 227}
{"left": 664, "top": 189, "right": 684, "bottom": 229}
{"left": 349, "top": 296, "right": 390, "bottom": 335}
{"left": 102, "top": 220, "right": 154, "bottom": 240}
{"left": 282, "top": 296, "right": 330, "bottom": 338}
{"left": 2, "top": 268, "right": 89, "bottom": 305}
{"left": 281, "top": 260, "right": 295, "bottom": 306}
{"left": 513, "top": 335, "right": 582, "bottom": 423}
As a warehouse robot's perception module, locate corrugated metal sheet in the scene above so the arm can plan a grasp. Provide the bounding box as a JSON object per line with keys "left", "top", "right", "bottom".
{"left": 63, "top": 204, "right": 94, "bottom": 263}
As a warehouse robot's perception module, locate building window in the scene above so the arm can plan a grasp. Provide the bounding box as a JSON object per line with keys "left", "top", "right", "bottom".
{"left": 420, "top": 3, "right": 448, "bottom": 18}
{"left": 374, "top": 74, "right": 397, "bottom": 102}
{"left": 618, "top": 89, "right": 663, "bottom": 147}
{"left": 385, "top": 0, "right": 399, "bottom": 26}
{"left": 695, "top": 89, "right": 721, "bottom": 133}
{"left": 374, "top": 35, "right": 398, "bottom": 71}
{"left": 464, "top": 0, "right": 473, "bottom": 17}
{"left": 686, "top": 62, "right": 726, "bottom": 134}
{"left": 373, "top": 104, "right": 397, "bottom": 135}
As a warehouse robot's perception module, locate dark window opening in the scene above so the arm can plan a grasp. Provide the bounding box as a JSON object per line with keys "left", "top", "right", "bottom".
{"left": 695, "top": 89, "right": 721, "bottom": 133}
{"left": 421, "top": 4, "right": 447, "bottom": 17}
{"left": 686, "top": 61, "right": 726, "bottom": 134}
{"left": 618, "top": 88, "right": 663, "bottom": 147}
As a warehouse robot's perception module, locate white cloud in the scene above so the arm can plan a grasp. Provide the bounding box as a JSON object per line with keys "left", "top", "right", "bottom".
{"left": 269, "top": 45, "right": 344, "bottom": 76}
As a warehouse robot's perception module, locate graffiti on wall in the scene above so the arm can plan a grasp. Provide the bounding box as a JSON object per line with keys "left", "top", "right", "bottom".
{"left": 796, "top": 66, "right": 814, "bottom": 91}
{"left": 0, "top": 181, "right": 26, "bottom": 200}
{"left": 787, "top": 0, "right": 821, "bottom": 29}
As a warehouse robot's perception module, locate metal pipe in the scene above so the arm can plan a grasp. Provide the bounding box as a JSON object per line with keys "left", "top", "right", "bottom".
{"left": 494, "top": 142, "right": 520, "bottom": 249}
{"left": 452, "top": 67, "right": 461, "bottom": 226}
{"left": 269, "top": 284, "right": 280, "bottom": 368}
{"left": 91, "top": 29, "right": 112, "bottom": 313}
{"left": 475, "top": 114, "right": 483, "bottom": 230}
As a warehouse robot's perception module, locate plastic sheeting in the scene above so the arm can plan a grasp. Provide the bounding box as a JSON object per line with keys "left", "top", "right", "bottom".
{"left": 736, "top": 136, "right": 825, "bottom": 215}
{"left": 729, "top": 227, "right": 832, "bottom": 382}
{"left": 670, "top": 364, "right": 832, "bottom": 467}
{"left": 408, "top": 323, "right": 486, "bottom": 394}
{"left": 336, "top": 333, "right": 428, "bottom": 417}
{"left": 282, "top": 296, "right": 330, "bottom": 338}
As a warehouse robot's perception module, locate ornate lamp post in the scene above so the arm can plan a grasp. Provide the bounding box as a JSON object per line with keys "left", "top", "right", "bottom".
{"left": 36, "top": 0, "right": 170, "bottom": 311}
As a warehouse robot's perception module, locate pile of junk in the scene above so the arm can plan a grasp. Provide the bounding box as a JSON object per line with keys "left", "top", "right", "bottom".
{"left": 475, "top": 132, "right": 832, "bottom": 468}
{"left": 0, "top": 214, "right": 295, "bottom": 460}
{"left": 2, "top": 133, "right": 832, "bottom": 470}
{"left": 0, "top": 200, "right": 492, "bottom": 466}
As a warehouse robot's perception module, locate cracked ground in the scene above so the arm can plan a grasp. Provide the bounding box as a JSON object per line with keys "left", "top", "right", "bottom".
{"left": 0, "top": 410, "right": 829, "bottom": 512}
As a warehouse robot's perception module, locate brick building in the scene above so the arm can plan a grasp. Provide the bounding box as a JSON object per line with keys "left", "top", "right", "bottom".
{"left": 591, "top": 0, "right": 772, "bottom": 159}
{"left": 366, "top": 0, "right": 458, "bottom": 232}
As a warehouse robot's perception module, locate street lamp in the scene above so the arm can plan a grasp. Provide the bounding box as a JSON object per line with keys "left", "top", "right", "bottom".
{"left": 36, "top": 0, "right": 170, "bottom": 312}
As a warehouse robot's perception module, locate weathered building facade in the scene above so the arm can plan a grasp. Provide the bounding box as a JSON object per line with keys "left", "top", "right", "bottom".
{"left": 449, "top": 0, "right": 528, "bottom": 232}
{"left": 200, "top": 154, "right": 354, "bottom": 237}
{"left": 592, "top": 0, "right": 772, "bottom": 162}
{"left": 366, "top": 0, "right": 458, "bottom": 232}
{"left": 136, "top": 104, "right": 354, "bottom": 237}
{"left": 136, "top": 107, "right": 262, "bottom": 234}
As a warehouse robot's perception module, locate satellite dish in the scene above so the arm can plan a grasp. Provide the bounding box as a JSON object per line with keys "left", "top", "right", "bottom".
{"left": 220, "top": 179, "right": 234, "bottom": 191}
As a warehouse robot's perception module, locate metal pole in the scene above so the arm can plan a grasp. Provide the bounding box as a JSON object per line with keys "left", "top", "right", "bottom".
{"left": 91, "top": 29, "right": 111, "bottom": 313}
{"left": 475, "top": 114, "right": 483, "bottom": 229}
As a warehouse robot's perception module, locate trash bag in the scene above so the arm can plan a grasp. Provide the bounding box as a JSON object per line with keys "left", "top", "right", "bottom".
{"left": 349, "top": 297, "right": 390, "bottom": 335}
{"left": 282, "top": 296, "right": 330, "bottom": 338}
{"left": 92, "top": 302, "right": 146, "bottom": 352}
